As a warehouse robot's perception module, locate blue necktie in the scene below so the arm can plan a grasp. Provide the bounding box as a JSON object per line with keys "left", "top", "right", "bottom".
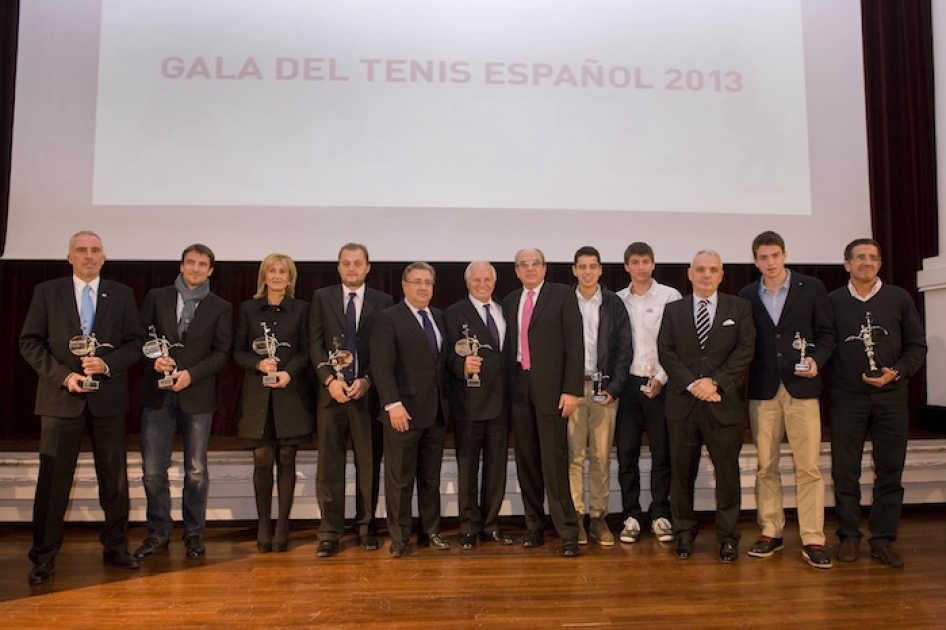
{"left": 80, "top": 284, "right": 95, "bottom": 335}
{"left": 344, "top": 292, "right": 357, "bottom": 381}
{"left": 484, "top": 303, "right": 500, "bottom": 348}
{"left": 419, "top": 309, "right": 439, "bottom": 356}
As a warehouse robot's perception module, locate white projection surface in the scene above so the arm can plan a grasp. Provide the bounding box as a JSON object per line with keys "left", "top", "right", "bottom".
{"left": 6, "top": 0, "right": 870, "bottom": 263}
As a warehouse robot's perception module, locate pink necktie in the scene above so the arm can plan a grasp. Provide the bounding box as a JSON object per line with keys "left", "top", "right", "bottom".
{"left": 520, "top": 290, "right": 535, "bottom": 369}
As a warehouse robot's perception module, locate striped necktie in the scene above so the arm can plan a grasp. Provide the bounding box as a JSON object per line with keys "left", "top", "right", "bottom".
{"left": 696, "top": 299, "right": 710, "bottom": 350}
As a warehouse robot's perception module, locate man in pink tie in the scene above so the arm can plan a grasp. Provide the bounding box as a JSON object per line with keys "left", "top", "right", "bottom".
{"left": 503, "top": 248, "right": 585, "bottom": 557}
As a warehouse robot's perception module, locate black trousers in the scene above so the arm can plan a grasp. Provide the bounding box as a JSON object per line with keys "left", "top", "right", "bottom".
{"left": 668, "top": 403, "right": 743, "bottom": 544}
{"left": 31, "top": 410, "right": 130, "bottom": 565}
{"left": 382, "top": 421, "right": 446, "bottom": 544}
{"left": 510, "top": 369, "right": 579, "bottom": 540}
{"left": 615, "top": 375, "right": 672, "bottom": 523}
{"left": 454, "top": 411, "right": 509, "bottom": 535}
{"left": 830, "top": 387, "right": 908, "bottom": 545}
{"left": 316, "top": 398, "right": 382, "bottom": 540}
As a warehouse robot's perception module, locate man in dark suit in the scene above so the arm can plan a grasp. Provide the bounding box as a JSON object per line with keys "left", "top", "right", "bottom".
{"left": 134, "top": 244, "right": 232, "bottom": 561}
{"left": 370, "top": 262, "right": 450, "bottom": 557}
{"left": 19, "top": 231, "right": 145, "bottom": 585}
{"left": 310, "top": 243, "right": 393, "bottom": 557}
{"left": 503, "top": 248, "right": 584, "bottom": 557}
{"left": 444, "top": 261, "right": 514, "bottom": 550}
{"left": 738, "top": 232, "right": 835, "bottom": 569}
{"left": 658, "top": 249, "right": 755, "bottom": 563}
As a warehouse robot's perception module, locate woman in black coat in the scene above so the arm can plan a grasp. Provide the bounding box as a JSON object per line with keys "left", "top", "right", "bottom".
{"left": 233, "top": 253, "right": 314, "bottom": 552}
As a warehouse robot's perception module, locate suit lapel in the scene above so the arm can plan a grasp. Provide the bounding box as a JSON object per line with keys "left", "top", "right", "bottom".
{"left": 332, "top": 286, "right": 347, "bottom": 329}
{"left": 161, "top": 287, "right": 181, "bottom": 342}
{"left": 400, "top": 302, "right": 438, "bottom": 361}
{"left": 59, "top": 279, "right": 82, "bottom": 335}
{"left": 93, "top": 280, "right": 112, "bottom": 336}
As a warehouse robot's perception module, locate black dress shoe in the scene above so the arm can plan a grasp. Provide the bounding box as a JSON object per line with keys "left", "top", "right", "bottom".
{"left": 562, "top": 538, "right": 580, "bottom": 557}
{"left": 28, "top": 562, "right": 55, "bottom": 585}
{"left": 428, "top": 533, "right": 451, "bottom": 550}
{"left": 719, "top": 541, "right": 738, "bottom": 563}
{"left": 481, "top": 531, "right": 515, "bottom": 545}
{"left": 837, "top": 537, "right": 859, "bottom": 563}
{"left": 103, "top": 549, "right": 141, "bottom": 569}
{"left": 870, "top": 543, "right": 904, "bottom": 568}
{"left": 460, "top": 534, "right": 477, "bottom": 549}
{"left": 522, "top": 531, "right": 545, "bottom": 548}
{"left": 257, "top": 541, "right": 273, "bottom": 553}
{"left": 360, "top": 534, "right": 380, "bottom": 551}
{"left": 675, "top": 538, "right": 694, "bottom": 559}
{"left": 317, "top": 541, "right": 339, "bottom": 558}
{"left": 272, "top": 541, "right": 288, "bottom": 553}
{"left": 185, "top": 535, "right": 206, "bottom": 559}
{"left": 390, "top": 541, "right": 409, "bottom": 557}
{"left": 134, "top": 536, "right": 169, "bottom": 559}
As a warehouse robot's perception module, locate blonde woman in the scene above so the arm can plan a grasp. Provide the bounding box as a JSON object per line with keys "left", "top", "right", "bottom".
{"left": 233, "top": 253, "right": 314, "bottom": 552}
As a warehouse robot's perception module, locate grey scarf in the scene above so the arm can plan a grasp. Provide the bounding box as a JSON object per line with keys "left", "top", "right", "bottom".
{"left": 175, "top": 274, "right": 211, "bottom": 338}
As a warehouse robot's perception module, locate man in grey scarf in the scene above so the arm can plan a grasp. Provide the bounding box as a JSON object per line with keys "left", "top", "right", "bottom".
{"left": 134, "top": 244, "right": 233, "bottom": 560}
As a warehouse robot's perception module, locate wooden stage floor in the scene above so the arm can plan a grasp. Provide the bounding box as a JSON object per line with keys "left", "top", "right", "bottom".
{"left": 1, "top": 508, "right": 944, "bottom": 628}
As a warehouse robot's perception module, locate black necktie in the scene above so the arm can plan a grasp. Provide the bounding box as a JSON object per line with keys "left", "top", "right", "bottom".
{"left": 696, "top": 299, "right": 710, "bottom": 350}
{"left": 344, "top": 291, "right": 357, "bottom": 381}
{"left": 484, "top": 303, "right": 500, "bottom": 348}
{"left": 419, "top": 309, "right": 439, "bottom": 355}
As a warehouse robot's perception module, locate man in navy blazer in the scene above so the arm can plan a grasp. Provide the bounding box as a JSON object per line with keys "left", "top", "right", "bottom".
{"left": 310, "top": 243, "right": 393, "bottom": 557}
{"left": 444, "top": 261, "right": 514, "bottom": 549}
{"left": 503, "top": 248, "right": 584, "bottom": 557}
{"left": 370, "top": 262, "right": 450, "bottom": 557}
{"left": 658, "top": 250, "right": 755, "bottom": 563}
{"left": 134, "top": 244, "right": 232, "bottom": 561}
{"left": 738, "top": 232, "right": 835, "bottom": 569}
{"left": 19, "top": 231, "right": 145, "bottom": 585}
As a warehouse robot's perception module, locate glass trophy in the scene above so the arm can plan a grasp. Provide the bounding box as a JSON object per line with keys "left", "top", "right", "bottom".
{"left": 454, "top": 323, "right": 493, "bottom": 388}
{"left": 252, "top": 322, "right": 291, "bottom": 385}
{"left": 142, "top": 325, "right": 184, "bottom": 389}
{"left": 640, "top": 358, "right": 657, "bottom": 394}
{"left": 68, "top": 333, "right": 114, "bottom": 391}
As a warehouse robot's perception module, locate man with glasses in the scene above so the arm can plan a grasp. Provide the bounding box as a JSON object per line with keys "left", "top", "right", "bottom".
{"left": 370, "top": 262, "right": 450, "bottom": 557}
{"left": 828, "top": 238, "right": 926, "bottom": 568}
{"left": 503, "top": 248, "right": 584, "bottom": 557}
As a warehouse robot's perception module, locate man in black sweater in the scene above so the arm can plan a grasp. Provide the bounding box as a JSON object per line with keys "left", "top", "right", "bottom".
{"left": 829, "top": 238, "right": 926, "bottom": 568}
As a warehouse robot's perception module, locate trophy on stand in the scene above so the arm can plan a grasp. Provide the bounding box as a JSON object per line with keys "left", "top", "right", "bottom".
{"left": 592, "top": 370, "right": 610, "bottom": 403}
{"left": 792, "top": 332, "right": 814, "bottom": 373}
{"left": 317, "top": 336, "right": 355, "bottom": 384}
{"left": 68, "top": 333, "right": 114, "bottom": 391}
{"left": 640, "top": 358, "right": 657, "bottom": 394}
{"left": 252, "top": 322, "right": 291, "bottom": 385}
{"left": 844, "top": 311, "right": 888, "bottom": 378}
{"left": 142, "top": 325, "right": 185, "bottom": 389}
{"left": 454, "top": 324, "right": 493, "bottom": 388}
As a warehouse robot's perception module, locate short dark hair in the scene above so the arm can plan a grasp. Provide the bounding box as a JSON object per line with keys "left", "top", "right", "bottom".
{"left": 182, "top": 243, "right": 215, "bottom": 269}
{"left": 623, "top": 242, "right": 654, "bottom": 264}
{"left": 338, "top": 242, "right": 370, "bottom": 263}
{"left": 751, "top": 231, "right": 785, "bottom": 258}
{"left": 402, "top": 261, "right": 436, "bottom": 283}
{"left": 844, "top": 238, "right": 882, "bottom": 261}
{"left": 573, "top": 246, "right": 601, "bottom": 265}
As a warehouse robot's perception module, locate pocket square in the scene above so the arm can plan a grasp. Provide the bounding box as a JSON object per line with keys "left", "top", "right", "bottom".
{"left": 722, "top": 319, "right": 736, "bottom": 326}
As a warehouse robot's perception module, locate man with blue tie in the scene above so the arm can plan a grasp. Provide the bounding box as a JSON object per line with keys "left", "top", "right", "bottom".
{"left": 20, "top": 231, "right": 145, "bottom": 585}
{"left": 370, "top": 262, "right": 451, "bottom": 557}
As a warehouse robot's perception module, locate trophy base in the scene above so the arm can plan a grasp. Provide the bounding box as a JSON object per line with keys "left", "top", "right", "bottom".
{"left": 466, "top": 377, "right": 482, "bottom": 388}
{"left": 158, "top": 376, "right": 175, "bottom": 389}
{"left": 794, "top": 363, "right": 811, "bottom": 372}
{"left": 80, "top": 377, "right": 99, "bottom": 391}
{"left": 262, "top": 375, "right": 279, "bottom": 385}
{"left": 864, "top": 369, "right": 884, "bottom": 378}
{"left": 593, "top": 394, "right": 608, "bottom": 403}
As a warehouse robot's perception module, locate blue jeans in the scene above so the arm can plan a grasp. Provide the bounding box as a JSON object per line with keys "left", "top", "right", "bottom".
{"left": 141, "top": 393, "right": 212, "bottom": 540}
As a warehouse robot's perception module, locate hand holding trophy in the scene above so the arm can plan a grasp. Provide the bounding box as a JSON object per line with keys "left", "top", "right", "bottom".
{"left": 317, "top": 336, "right": 355, "bottom": 384}
{"left": 844, "top": 311, "right": 889, "bottom": 378}
{"left": 592, "top": 370, "right": 610, "bottom": 403}
{"left": 252, "top": 322, "right": 291, "bottom": 385}
{"left": 640, "top": 358, "right": 657, "bottom": 394}
{"left": 142, "top": 325, "right": 185, "bottom": 389}
{"left": 68, "top": 333, "right": 114, "bottom": 391}
{"left": 454, "top": 323, "right": 493, "bottom": 388}
{"left": 792, "top": 332, "right": 815, "bottom": 373}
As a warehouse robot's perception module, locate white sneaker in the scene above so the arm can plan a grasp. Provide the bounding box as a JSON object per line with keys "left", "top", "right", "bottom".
{"left": 651, "top": 517, "right": 674, "bottom": 542}
{"left": 619, "top": 517, "right": 641, "bottom": 543}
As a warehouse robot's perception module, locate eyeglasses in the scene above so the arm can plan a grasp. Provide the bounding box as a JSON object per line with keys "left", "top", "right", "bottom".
{"left": 405, "top": 279, "right": 435, "bottom": 287}
{"left": 850, "top": 254, "right": 881, "bottom": 263}
{"left": 516, "top": 260, "right": 544, "bottom": 269}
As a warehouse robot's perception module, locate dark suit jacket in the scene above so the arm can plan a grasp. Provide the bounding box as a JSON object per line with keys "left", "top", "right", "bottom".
{"left": 658, "top": 293, "right": 755, "bottom": 426}
{"left": 20, "top": 277, "right": 144, "bottom": 418}
{"left": 503, "top": 282, "right": 584, "bottom": 416}
{"left": 444, "top": 298, "right": 505, "bottom": 422}
{"left": 370, "top": 301, "right": 449, "bottom": 429}
{"left": 309, "top": 284, "right": 393, "bottom": 407}
{"left": 738, "top": 272, "right": 835, "bottom": 400}
{"left": 233, "top": 297, "right": 314, "bottom": 439}
{"left": 591, "top": 288, "right": 634, "bottom": 399}
{"left": 139, "top": 285, "right": 232, "bottom": 414}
